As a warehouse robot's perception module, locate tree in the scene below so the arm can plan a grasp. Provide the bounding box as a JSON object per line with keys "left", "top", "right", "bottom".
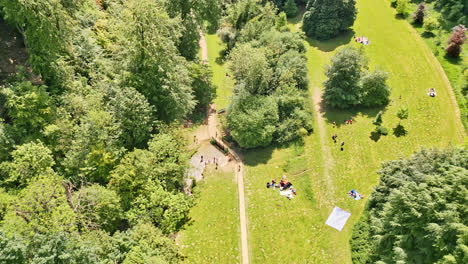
{"left": 1, "top": 176, "right": 77, "bottom": 236}
{"left": 0, "top": 0, "right": 79, "bottom": 86}
{"left": 126, "top": 182, "right": 192, "bottom": 234}
{"left": 396, "top": 106, "right": 409, "bottom": 122}
{"left": 112, "top": 0, "right": 196, "bottom": 122}
{"left": 323, "top": 46, "right": 365, "bottom": 108}
{"left": 0, "top": 120, "right": 13, "bottom": 162}
{"left": 302, "top": 0, "right": 357, "bottom": 40}
{"left": 275, "top": 12, "right": 288, "bottom": 31}
{"left": 275, "top": 50, "right": 309, "bottom": 90}
{"left": 283, "top": 0, "right": 299, "bottom": 18}
{"left": 228, "top": 44, "right": 273, "bottom": 95}
{"left": 423, "top": 16, "right": 440, "bottom": 33}
{"left": 412, "top": 2, "right": 426, "bottom": 24}
{"left": 109, "top": 133, "right": 187, "bottom": 209}
{"left": 434, "top": 0, "right": 467, "bottom": 25}
{"left": 106, "top": 86, "right": 154, "bottom": 150}
{"left": 0, "top": 141, "right": 54, "bottom": 187}
{"left": 73, "top": 184, "right": 122, "bottom": 233}
{"left": 0, "top": 80, "right": 52, "bottom": 142}
{"left": 394, "top": 106, "right": 409, "bottom": 136}
{"left": 396, "top": 0, "right": 408, "bottom": 16}
{"left": 361, "top": 70, "right": 391, "bottom": 107}
{"left": 351, "top": 148, "right": 468, "bottom": 264}
{"left": 227, "top": 94, "right": 279, "bottom": 148}
{"left": 373, "top": 111, "right": 383, "bottom": 126}
{"left": 62, "top": 109, "right": 120, "bottom": 184}
{"left": 123, "top": 223, "right": 182, "bottom": 263}
{"left": 445, "top": 25, "right": 466, "bottom": 58}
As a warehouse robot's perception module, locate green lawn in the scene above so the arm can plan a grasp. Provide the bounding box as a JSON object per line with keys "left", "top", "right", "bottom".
{"left": 206, "top": 34, "right": 235, "bottom": 110}
{"left": 244, "top": 0, "right": 465, "bottom": 263}
{"left": 180, "top": 0, "right": 465, "bottom": 262}
{"left": 177, "top": 169, "right": 240, "bottom": 263}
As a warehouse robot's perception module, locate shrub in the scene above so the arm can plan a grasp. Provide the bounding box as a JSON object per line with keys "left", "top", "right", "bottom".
{"left": 377, "top": 126, "right": 388, "bottom": 135}
{"left": 396, "top": 0, "right": 408, "bottom": 16}
{"left": 445, "top": 25, "right": 466, "bottom": 58}
{"left": 412, "top": 2, "right": 426, "bottom": 24}
{"left": 423, "top": 16, "right": 440, "bottom": 33}
{"left": 361, "top": 70, "right": 391, "bottom": 107}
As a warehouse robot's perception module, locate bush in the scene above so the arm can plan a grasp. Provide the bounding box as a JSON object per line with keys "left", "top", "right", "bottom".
{"left": 361, "top": 70, "right": 391, "bottom": 107}
{"left": 445, "top": 25, "right": 466, "bottom": 58}
{"left": 396, "top": 0, "right": 408, "bottom": 16}
{"left": 376, "top": 126, "right": 388, "bottom": 135}
{"left": 423, "top": 16, "right": 440, "bottom": 33}
{"left": 412, "top": 2, "right": 426, "bottom": 24}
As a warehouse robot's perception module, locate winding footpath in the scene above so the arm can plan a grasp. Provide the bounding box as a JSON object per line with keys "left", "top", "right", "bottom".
{"left": 199, "top": 31, "right": 250, "bottom": 264}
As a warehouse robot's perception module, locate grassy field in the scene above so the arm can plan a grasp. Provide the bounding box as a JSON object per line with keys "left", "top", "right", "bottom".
{"left": 177, "top": 169, "right": 240, "bottom": 263}
{"left": 243, "top": 0, "right": 465, "bottom": 263}
{"left": 179, "top": 0, "right": 466, "bottom": 262}
{"left": 402, "top": 1, "right": 468, "bottom": 130}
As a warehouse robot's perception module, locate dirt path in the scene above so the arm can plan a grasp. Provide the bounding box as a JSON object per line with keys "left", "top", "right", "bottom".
{"left": 199, "top": 30, "right": 250, "bottom": 264}
{"left": 312, "top": 87, "right": 335, "bottom": 207}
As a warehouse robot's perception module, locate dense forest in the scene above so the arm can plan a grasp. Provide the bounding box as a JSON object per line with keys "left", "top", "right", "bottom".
{"left": 0, "top": 0, "right": 222, "bottom": 262}
{"left": 351, "top": 148, "right": 468, "bottom": 264}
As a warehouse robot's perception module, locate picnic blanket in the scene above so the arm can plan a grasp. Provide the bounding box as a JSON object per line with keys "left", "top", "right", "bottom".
{"left": 325, "top": 206, "right": 351, "bottom": 231}
{"left": 279, "top": 189, "right": 294, "bottom": 199}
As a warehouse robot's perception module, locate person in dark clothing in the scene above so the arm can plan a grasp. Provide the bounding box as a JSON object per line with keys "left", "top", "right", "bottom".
{"left": 266, "top": 182, "right": 271, "bottom": 188}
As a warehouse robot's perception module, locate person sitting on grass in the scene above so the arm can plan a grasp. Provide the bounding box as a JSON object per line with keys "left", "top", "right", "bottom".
{"left": 266, "top": 182, "right": 271, "bottom": 188}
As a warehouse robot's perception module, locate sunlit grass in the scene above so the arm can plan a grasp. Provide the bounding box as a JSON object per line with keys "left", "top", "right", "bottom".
{"left": 177, "top": 169, "right": 240, "bottom": 263}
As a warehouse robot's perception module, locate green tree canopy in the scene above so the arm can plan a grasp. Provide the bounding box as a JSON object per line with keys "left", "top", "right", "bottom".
{"left": 351, "top": 148, "right": 468, "bottom": 264}
{"left": 302, "top": 0, "right": 357, "bottom": 40}
{"left": 323, "top": 46, "right": 365, "bottom": 108}
{"left": 0, "top": 141, "right": 54, "bottom": 187}
{"left": 227, "top": 94, "right": 279, "bottom": 148}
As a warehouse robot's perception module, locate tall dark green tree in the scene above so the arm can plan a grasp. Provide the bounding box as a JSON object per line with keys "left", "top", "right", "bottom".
{"left": 323, "top": 46, "right": 364, "bottom": 108}
{"left": 302, "top": 0, "right": 357, "bottom": 40}
{"left": 112, "top": 0, "right": 196, "bottom": 122}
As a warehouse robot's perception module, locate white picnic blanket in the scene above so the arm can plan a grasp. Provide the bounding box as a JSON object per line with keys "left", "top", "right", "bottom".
{"left": 279, "top": 189, "right": 294, "bottom": 199}
{"left": 325, "top": 206, "right": 351, "bottom": 231}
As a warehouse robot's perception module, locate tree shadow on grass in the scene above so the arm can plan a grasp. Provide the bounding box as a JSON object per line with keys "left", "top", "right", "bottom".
{"left": 393, "top": 124, "right": 407, "bottom": 137}
{"left": 369, "top": 131, "right": 381, "bottom": 142}
{"left": 421, "top": 31, "right": 435, "bottom": 38}
{"left": 215, "top": 49, "right": 228, "bottom": 65}
{"left": 241, "top": 145, "right": 275, "bottom": 166}
{"left": 394, "top": 14, "right": 408, "bottom": 20}
{"left": 443, "top": 53, "right": 463, "bottom": 65}
{"left": 319, "top": 97, "right": 386, "bottom": 129}
{"left": 306, "top": 29, "right": 355, "bottom": 52}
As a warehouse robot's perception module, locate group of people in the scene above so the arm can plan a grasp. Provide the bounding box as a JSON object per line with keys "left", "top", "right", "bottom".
{"left": 266, "top": 175, "right": 297, "bottom": 200}
{"left": 200, "top": 155, "right": 219, "bottom": 170}
{"left": 344, "top": 119, "right": 353, "bottom": 125}
{"left": 331, "top": 134, "right": 345, "bottom": 151}
{"left": 355, "top": 36, "right": 370, "bottom": 45}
